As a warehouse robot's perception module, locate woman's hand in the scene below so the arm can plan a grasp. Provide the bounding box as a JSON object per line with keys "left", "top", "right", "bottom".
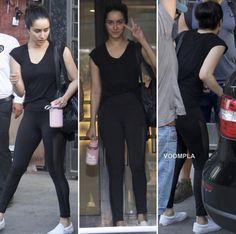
{"left": 51, "top": 96, "right": 68, "bottom": 108}
{"left": 86, "top": 124, "right": 97, "bottom": 140}
{"left": 124, "top": 18, "right": 145, "bottom": 43}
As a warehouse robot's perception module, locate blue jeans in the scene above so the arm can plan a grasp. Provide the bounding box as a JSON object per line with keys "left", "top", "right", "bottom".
{"left": 158, "top": 125, "right": 177, "bottom": 215}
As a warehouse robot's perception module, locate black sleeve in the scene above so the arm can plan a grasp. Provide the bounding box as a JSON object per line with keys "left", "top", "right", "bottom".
{"left": 184, "top": 5, "right": 193, "bottom": 30}
{"left": 9, "top": 46, "right": 23, "bottom": 65}
{"left": 89, "top": 47, "right": 100, "bottom": 66}
{"left": 209, "top": 35, "right": 228, "bottom": 54}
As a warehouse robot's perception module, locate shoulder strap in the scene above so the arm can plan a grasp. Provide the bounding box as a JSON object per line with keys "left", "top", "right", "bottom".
{"left": 184, "top": 5, "right": 193, "bottom": 30}
{"left": 53, "top": 43, "right": 69, "bottom": 91}
{"left": 227, "top": 0, "right": 236, "bottom": 47}
{"left": 53, "top": 43, "right": 61, "bottom": 90}
{"left": 135, "top": 43, "right": 144, "bottom": 83}
{"left": 176, "top": 31, "right": 186, "bottom": 55}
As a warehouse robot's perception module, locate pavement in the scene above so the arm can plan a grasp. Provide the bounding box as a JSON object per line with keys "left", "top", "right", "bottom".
{"left": 158, "top": 195, "right": 234, "bottom": 234}
{"left": 1, "top": 171, "right": 78, "bottom": 234}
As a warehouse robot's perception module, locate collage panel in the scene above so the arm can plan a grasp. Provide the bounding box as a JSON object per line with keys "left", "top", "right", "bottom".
{"left": 0, "top": 0, "right": 78, "bottom": 233}
{"left": 159, "top": 1, "right": 236, "bottom": 234}
{"left": 79, "top": 0, "right": 157, "bottom": 233}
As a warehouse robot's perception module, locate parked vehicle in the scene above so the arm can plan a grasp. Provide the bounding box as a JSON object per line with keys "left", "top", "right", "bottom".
{"left": 202, "top": 71, "right": 236, "bottom": 233}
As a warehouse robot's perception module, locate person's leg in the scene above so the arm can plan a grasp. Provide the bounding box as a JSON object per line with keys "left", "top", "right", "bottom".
{"left": 0, "top": 100, "right": 13, "bottom": 196}
{"left": 158, "top": 125, "right": 177, "bottom": 216}
{"left": 159, "top": 127, "right": 188, "bottom": 226}
{"left": 200, "top": 93, "right": 213, "bottom": 123}
{"left": 174, "top": 158, "right": 193, "bottom": 203}
{"left": 0, "top": 111, "right": 41, "bottom": 213}
{"left": 124, "top": 99, "right": 147, "bottom": 222}
{"left": 99, "top": 101, "right": 125, "bottom": 226}
{"left": 175, "top": 108, "right": 209, "bottom": 221}
{"left": 39, "top": 111, "right": 73, "bottom": 234}
{"left": 43, "top": 131, "right": 70, "bottom": 217}
{"left": 165, "top": 130, "right": 187, "bottom": 210}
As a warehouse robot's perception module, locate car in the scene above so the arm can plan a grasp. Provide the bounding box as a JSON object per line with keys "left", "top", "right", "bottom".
{"left": 202, "top": 71, "right": 236, "bottom": 233}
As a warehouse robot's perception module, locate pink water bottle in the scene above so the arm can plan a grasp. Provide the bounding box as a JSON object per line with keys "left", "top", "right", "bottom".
{"left": 49, "top": 104, "right": 63, "bottom": 128}
{"left": 86, "top": 140, "right": 99, "bottom": 165}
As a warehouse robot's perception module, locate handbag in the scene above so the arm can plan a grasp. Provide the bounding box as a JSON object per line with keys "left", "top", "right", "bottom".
{"left": 53, "top": 43, "right": 78, "bottom": 140}
{"left": 135, "top": 43, "right": 156, "bottom": 127}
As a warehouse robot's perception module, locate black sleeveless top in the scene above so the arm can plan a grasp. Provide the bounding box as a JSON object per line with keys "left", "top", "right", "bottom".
{"left": 176, "top": 30, "right": 227, "bottom": 108}
{"left": 89, "top": 40, "right": 140, "bottom": 105}
{"left": 10, "top": 40, "right": 57, "bottom": 111}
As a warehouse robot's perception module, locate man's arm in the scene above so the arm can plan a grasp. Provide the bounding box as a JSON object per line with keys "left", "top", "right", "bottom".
{"left": 160, "top": 0, "right": 176, "bottom": 19}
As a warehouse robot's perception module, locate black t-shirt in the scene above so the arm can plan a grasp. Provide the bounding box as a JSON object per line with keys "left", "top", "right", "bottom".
{"left": 10, "top": 41, "right": 57, "bottom": 110}
{"left": 89, "top": 40, "right": 140, "bottom": 105}
{"left": 176, "top": 30, "right": 227, "bottom": 108}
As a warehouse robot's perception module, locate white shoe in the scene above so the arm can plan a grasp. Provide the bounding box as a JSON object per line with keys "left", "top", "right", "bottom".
{"left": 159, "top": 212, "right": 187, "bottom": 226}
{"left": 137, "top": 220, "right": 149, "bottom": 226}
{"left": 193, "top": 218, "right": 221, "bottom": 234}
{"left": 47, "top": 223, "right": 74, "bottom": 234}
{"left": 0, "top": 218, "right": 5, "bottom": 230}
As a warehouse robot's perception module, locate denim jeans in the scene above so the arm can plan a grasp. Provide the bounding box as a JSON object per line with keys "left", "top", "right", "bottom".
{"left": 158, "top": 125, "right": 177, "bottom": 215}
{"left": 0, "top": 99, "right": 13, "bottom": 195}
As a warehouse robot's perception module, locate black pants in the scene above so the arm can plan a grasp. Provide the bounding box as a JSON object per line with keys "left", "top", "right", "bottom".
{"left": 166, "top": 107, "right": 208, "bottom": 216}
{"left": 0, "top": 98, "right": 13, "bottom": 196}
{"left": 0, "top": 110, "right": 70, "bottom": 217}
{"left": 99, "top": 93, "right": 147, "bottom": 225}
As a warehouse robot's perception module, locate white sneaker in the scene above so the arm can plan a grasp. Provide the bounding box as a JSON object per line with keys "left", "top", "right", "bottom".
{"left": 137, "top": 220, "right": 149, "bottom": 226}
{"left": 0, "top": 218, "right": 5, "bottom": 230}
{"left": 47, "top": 223, "right": 74, "bottom": 234}
{"left": 159, "top": 212, "right": 187, "bottom": 226}
{"left": 193, "top": 218, "right": 221, "bottom": 234}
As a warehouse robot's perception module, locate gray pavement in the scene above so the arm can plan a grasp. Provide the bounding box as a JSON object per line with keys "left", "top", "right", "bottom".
{"left": 158, "top": 196, "right": 234, "bottom": 234}
{"left": 1, "top": 171, "right": 78, "bottom": 234}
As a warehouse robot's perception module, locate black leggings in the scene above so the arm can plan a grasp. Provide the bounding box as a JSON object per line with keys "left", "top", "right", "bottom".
{"left": 166, "top": 107, "right": 209, "bottom": 216}
{"left": 99, "top": 93, "right": 147, "bottom": 225}
{"left": 0, "top": 110, "right": 70, "bottom": 217}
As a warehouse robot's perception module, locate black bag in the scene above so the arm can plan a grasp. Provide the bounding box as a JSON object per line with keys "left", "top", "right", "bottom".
{"left": 135, "top": 43, "right": 156, "bottom": 127}
{"left": 53, "top": 43, "right": 78, "bottom": 140}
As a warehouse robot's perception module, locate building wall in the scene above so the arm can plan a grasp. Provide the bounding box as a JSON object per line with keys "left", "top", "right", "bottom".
{"left": 50, "top": 0, "right": 67, "bottom": 45}
{"left": 0, "top": 0, "right": 28, "bottom": 45}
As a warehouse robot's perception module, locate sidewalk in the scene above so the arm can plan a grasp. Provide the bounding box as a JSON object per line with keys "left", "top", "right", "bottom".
{"left": 158, "top": 195, "right": 234, "bottom": 234}
{"left": 1, "top": 171, "right": 78, "bottom": 234}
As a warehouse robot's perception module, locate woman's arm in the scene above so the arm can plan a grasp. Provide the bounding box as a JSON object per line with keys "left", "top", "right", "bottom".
{"left": 199, "top": 45, "right": 226, "bottom": 97}
{"left": 86, "top": 58, "right": 102, "bottom": 139}
{"left": 124, "top": 18, "right": 156, "bottom": 70}
{"left": 178, "top": 13, "right": 189, "bottom": 33}
{"left": 9, "top": 56, "right": 25, "bottom": 97}
{"left": 52, "top": 47, "right": 78, "bottom": 107}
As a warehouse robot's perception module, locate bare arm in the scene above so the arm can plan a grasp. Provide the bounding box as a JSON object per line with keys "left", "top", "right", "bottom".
{"left": 124, "top": 18, "right": 156, "bottom": 70}
{"left": 9, "top": 56, "right": 25, "bottom": 97}
{"left": 178, "top": 13, "right": 189, "bottom": 33}
{"left": 86, "top": 58, "right": 102, "bottom": 139}
{"left": 160, "top": 0, "right": 176, "bottom": 19}
{"left": 62, "top": 47, "right": 78, "bottom": 100}
{"left": 199, "top": 45, "right": 226, "bottom": 97}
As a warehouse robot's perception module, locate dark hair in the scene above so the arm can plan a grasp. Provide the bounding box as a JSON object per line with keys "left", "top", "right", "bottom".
{"left": 24, "top": 4, "right": 51, "bottom": 29}
{"left": 104, "top": 2, "right": 128, "bottom": 24}
{"left": 195, "top": 1, "right": 223, "bottom": 30}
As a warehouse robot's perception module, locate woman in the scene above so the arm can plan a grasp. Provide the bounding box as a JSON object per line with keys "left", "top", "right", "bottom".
{"left": 86, "top": 2, "right": 156, "bottom": 226}
{"left": 160, "top": 2, "right": 227, "bottom": 234}
{"left": 0, "top": 4, "right": 77, "bottom": 234}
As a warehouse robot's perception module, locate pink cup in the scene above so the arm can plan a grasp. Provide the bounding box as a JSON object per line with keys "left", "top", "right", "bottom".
{"left": 49, "top": 104, "right": 63, "bottom": 128}
{"left": 86, "top": 140, "right": 99, "bottom": 165}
